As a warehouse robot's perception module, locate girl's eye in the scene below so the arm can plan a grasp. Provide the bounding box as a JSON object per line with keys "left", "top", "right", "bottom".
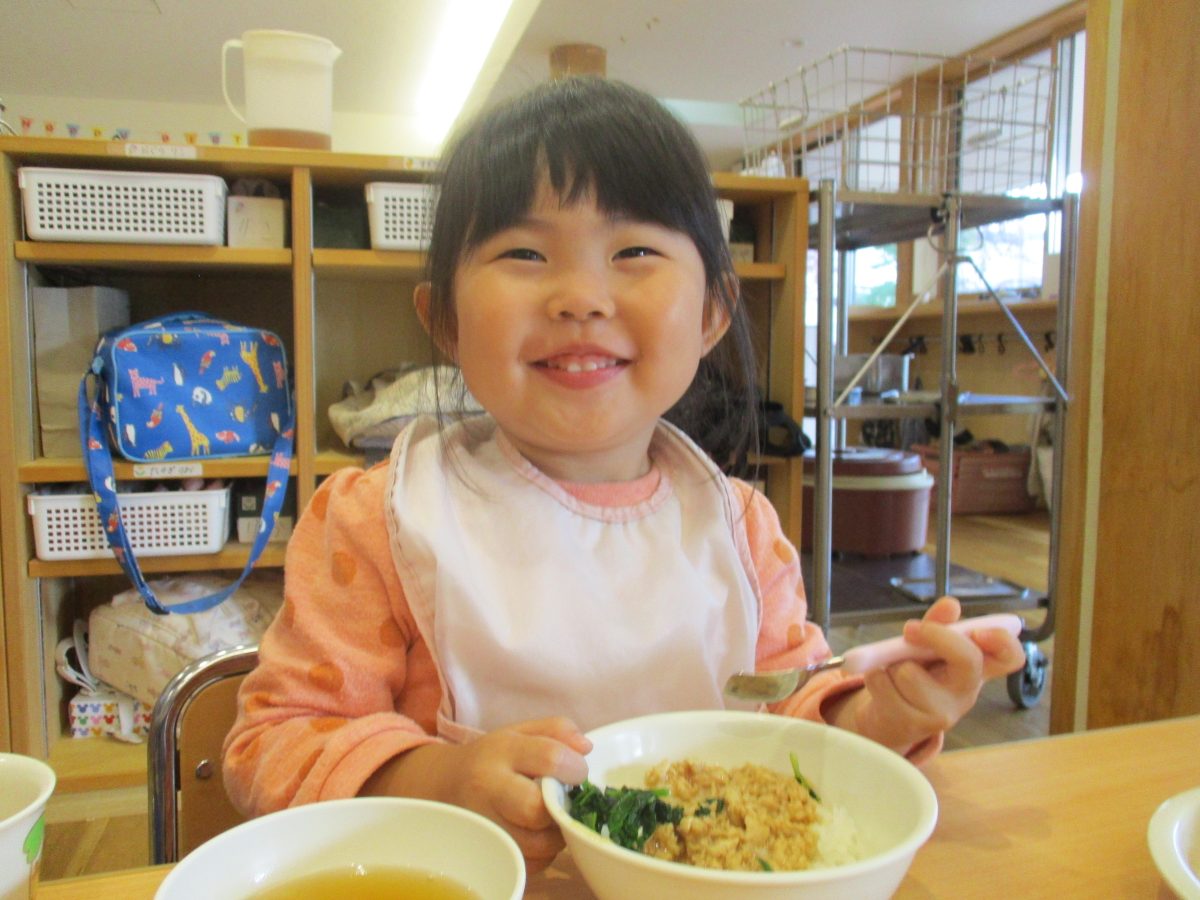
{"left": 615, "top": 246, "right": 659, "bottom": 260}
{"left": 499, "top": 248, "right": 544, "bottom": 262}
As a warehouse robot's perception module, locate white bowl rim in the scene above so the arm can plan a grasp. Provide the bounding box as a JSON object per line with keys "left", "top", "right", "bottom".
{"left": 0, "top": 753, "right": 56, "bottom": 831}
{"left": 1147, "top": 786, "right": 1200, "bottom": 900}
{"left": 156, "top": 796, "right": 525, "bottom": 898}
{"left": 542, "top": 709, "right": 938, "bottom": 886}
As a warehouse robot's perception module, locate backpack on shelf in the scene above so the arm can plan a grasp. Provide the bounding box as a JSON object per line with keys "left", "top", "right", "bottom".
{"left": 77, "top": 312, "right": 295, "bottom": 616}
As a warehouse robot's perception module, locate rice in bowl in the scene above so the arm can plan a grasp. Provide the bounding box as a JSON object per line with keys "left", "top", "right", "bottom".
{"left": 569, "top": 757, "right": 861, "bottom": 872}
{"left": 642, "top": 759, "right": 861, "bottom": 871}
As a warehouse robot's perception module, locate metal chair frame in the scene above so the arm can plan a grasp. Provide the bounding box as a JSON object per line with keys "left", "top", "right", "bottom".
{"left": 148, "top": 644, "right": 258, "bottom": 864}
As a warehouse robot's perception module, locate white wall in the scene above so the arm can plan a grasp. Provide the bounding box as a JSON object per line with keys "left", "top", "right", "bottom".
{"left": 2, "top": 93, "right": 439, "bottom": 159}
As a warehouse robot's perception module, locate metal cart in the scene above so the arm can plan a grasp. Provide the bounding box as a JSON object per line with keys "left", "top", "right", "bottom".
{"left": 742, "top": 46, "right": 1079, "bottom": 707}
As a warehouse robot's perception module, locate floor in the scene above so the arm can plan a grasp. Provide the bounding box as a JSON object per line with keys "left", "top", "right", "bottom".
{"left": 41, "top": 509, "right": 1054, "bottom": 880}
{"left": 826, "top": 509, "right": 1053, "bottom": 752}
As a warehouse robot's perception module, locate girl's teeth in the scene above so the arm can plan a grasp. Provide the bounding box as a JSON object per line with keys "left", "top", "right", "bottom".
{"left": 552, "top": 358, "right": 616, "bottom": 372}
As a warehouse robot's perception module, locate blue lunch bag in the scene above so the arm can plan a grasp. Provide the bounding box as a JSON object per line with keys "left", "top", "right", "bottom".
{"left": 77, "top": 311, "right": 295, "bottom": 615}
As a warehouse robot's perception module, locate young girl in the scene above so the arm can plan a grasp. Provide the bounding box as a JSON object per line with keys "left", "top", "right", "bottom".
{"left": 223, "top": 76, "right": 1024, "bottom": 871}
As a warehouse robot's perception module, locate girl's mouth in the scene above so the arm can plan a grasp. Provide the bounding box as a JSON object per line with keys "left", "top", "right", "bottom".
{"left": 533, "top": 352, "right": 629, "bottom": 386}
{"left": 537, "top": 354, "right": 625, "bottom": 373}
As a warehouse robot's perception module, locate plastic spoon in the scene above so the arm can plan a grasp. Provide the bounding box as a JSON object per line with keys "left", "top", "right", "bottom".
{"left": 724, "top": 613, "right": 1023, "bottom": 703}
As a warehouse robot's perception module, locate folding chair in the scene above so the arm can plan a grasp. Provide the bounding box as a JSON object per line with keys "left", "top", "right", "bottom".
{"left": 148, "top": 644, "right": 258, "bottom": 863}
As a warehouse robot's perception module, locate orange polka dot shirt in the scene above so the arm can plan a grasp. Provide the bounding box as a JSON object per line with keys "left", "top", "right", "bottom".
{"left": 222, "top": 461, "right": 939, "bottom": 817}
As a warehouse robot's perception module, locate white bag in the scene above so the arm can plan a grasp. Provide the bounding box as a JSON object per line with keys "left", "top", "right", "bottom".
{"left": 87, "top": 573, "right": 283, "bottom": 707}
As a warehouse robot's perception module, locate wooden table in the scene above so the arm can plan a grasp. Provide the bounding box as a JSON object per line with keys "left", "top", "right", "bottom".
{"left": 38, "top": 716, "right": 1199, "bottom": 899}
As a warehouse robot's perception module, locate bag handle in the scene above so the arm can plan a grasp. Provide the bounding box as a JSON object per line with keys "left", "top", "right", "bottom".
{"left": 78, "top": 371, "right": 294, "bottom": 615}
{"left": 128, "top": 310, "right": 226, "bottom": 329}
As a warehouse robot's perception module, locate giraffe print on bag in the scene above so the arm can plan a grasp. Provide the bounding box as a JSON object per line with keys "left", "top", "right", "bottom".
{"left": 239, "top": 341, "right": 268, "bottom": 393}
{"left": 175, "top": 406, "right": 211, "bottom": 456}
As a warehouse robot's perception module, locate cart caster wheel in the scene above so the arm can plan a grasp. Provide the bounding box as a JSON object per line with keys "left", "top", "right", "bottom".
{"left": 1007, "top": 642, "right": 1048, "bottom": 709}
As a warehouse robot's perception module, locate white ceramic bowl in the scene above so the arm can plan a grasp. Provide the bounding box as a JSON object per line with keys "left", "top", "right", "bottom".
{"left": 155, "top": 797, "right": 524, "bottom": 899}
{"left": 542, "top": 710, "right": 937, "bottom": 900}
{"left": 1148, "top": 787, "right": 1200, "bottom": 900}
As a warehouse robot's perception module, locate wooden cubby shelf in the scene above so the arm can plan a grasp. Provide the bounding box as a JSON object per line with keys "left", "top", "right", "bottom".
{"left": 0, "top": 137, "right": 808, "bottom": 794}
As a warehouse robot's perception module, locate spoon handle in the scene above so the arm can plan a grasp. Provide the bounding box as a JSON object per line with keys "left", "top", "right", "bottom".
{"left": 840, "top": 613, "right": 1024, "bottom": 675}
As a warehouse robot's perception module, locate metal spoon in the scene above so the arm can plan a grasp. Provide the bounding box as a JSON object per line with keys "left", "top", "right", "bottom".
{"left": 724, "top": 613, "right": 1023, "bottom": 703}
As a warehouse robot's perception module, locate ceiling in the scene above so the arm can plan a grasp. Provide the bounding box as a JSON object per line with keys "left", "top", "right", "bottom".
{"left": 0, "top": 0, "right": 1070, "bottom": 167}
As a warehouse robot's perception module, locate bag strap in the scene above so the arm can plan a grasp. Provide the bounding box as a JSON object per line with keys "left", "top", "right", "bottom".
{"left": 78, "top": 371, "right": 294, "bottom": 615}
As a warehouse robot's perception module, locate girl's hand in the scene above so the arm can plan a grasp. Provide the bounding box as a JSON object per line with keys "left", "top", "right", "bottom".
{"left": 361, "top": 717, "right": 590, "bottom": 873}
{"left": 830, "top": 596, "right": 1026, "bottom": 753}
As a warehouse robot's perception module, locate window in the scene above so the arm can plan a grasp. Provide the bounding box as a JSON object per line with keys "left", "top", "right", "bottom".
{"left": 803, "top": 30, "right": 1086, "bottom": 318}
{"left": 957, "top": 33, "right": 1086, "bottom": 297}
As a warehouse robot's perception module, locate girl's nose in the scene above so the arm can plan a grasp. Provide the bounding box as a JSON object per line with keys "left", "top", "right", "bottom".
{"left": 545, "top": 269, "right": 615, "bottom": 321}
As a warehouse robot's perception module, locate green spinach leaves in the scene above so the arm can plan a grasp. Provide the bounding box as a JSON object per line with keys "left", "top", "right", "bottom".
{"left": 566, "top": 781, "right": 683, "bottom": 851}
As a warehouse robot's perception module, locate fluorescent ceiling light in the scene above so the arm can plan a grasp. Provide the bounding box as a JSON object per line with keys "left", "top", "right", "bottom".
{"left": 416, "top": 0, "right": 516, "bottom": 147}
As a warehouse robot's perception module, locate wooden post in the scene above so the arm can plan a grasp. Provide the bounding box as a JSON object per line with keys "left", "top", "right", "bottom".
{"left": 550, "top": 44, "right": 606, "bottom": 79}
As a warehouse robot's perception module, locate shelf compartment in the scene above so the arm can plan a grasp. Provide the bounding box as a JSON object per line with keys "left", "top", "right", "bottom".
{"left": 15, "top": 241, "right": 291, "bottom": 272}
{"left": 49, "top": 733, "right": 148, "bottom": 793}
{"left": 808, "top": 190, "right": 1059, "bottom": 251}
{"left": 28, "top": 542, "right": 285, "bottom": 577}
{"left": 809, "top": 391, "right": 1054, "bottom": 421}
{"left": 313, "top": 247, "right": 424, "bottom": 278}
{"left": 735, "top": 261, "right": 786, "bottom": 281}
{"left": 314, "top": 449, "right": 365, "bottom": 474}
{"left": 850, "top": 297, "right": 1057, "bottom": 323}
{"left": 19, "top": 456, "right": 294, "bottom": 484}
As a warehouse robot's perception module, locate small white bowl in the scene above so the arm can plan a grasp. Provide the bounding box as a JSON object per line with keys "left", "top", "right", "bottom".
{"left": 543, "top": 710, "right": 937, "bottom": 900}
{"left": 155, "top": 796, "right": 524, "bottom": 899}
{"left": 1149, "top": 787, "right": 1200, "bottom": 900}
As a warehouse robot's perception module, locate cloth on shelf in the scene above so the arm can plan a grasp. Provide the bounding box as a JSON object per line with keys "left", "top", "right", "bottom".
{"left": 328, "top": 365, "right": 483, "bottom": 463}
{"left": 87, "top": 572, "right": 283, "bottom": 707}
{"left": 67, "top": 687, "right": 151, "bottom": 742}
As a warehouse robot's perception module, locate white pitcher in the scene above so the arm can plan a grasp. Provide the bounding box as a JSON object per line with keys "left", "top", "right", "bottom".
{"left": 222, "top": 30, "right": 342, "bottom": 150}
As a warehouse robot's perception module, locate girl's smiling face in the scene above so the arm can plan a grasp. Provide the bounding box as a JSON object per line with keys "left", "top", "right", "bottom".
{"left": 433, "top": 178, "right": 727, "bottom": 483}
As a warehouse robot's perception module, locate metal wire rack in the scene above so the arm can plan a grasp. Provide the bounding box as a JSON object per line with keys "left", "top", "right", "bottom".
{"left": 741, "top": 46, "right": 1058, "bottom": 196}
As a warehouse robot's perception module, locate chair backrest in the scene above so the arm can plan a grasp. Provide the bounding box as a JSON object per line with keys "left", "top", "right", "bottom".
{"left": 148, "top": 644, "right": 258, "bottom": 864}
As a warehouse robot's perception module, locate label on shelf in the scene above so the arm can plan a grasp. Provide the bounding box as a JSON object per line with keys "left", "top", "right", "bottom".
{"left": 122, "top": 142, "right": 199, "bottom": 160}
{"left": 132, "top": 461, "right": 203, "bottom": 479}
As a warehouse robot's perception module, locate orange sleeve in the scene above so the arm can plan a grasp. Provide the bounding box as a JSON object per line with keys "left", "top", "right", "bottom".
{"left": 731, "top": 478, "right": 942, "bottom": 764}
{"left": 222, "top": 463, "right": 443, "bottom": 816}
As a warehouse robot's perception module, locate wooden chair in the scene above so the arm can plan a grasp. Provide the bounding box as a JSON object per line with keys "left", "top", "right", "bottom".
{"left": 148, "top": 644, "right": 258, "bottom": 863}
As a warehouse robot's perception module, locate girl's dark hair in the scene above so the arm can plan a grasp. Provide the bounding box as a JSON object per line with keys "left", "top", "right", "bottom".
{"left": 425, "top": 76, "right": 759, "bottom": 470}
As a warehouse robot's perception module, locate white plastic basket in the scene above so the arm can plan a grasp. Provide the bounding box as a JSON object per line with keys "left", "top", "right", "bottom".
{"left": 27, "top": 485, "right": 231, "bottom": 561}
{"left": 18, "top": 167, "right": 228, "bottom": 245}
{"left": 365, "top": 181, "right": 434, "bottom": 250}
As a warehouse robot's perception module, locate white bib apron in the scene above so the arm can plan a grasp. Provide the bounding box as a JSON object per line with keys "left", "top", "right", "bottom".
{"left": 385, "top": 416, "right": 761, "bottom": 742}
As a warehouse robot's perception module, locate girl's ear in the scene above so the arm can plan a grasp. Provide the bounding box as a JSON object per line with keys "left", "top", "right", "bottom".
{"left": 701, "top": 279, "right": 736, "bottom": 355}
{"left": 413, "top": 282, "right": 458, "bottom": 361}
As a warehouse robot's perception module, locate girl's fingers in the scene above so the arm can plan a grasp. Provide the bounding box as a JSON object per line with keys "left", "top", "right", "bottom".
{"left": 973, "top": 627, "right": 1028, "bottom": 678}
{"left": 922, "top": 595, "right": 962, "bottom": 625}
{"left": 510, "top": 717, "right": 594, "bottom": 757}
{"left": 490, "top": 770, "right": 561, "bottom": 832}
{"left": 901, "top": 616, "right": 984, "bottom": 687}
{"left": 503, "top": 719, "right": 591, "bottom": 786}
{"left": 505, "top": 817, "right": 566, "bottom": 867}
{"left": 860, "top": 666, "right": 947, "bottom": 743}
